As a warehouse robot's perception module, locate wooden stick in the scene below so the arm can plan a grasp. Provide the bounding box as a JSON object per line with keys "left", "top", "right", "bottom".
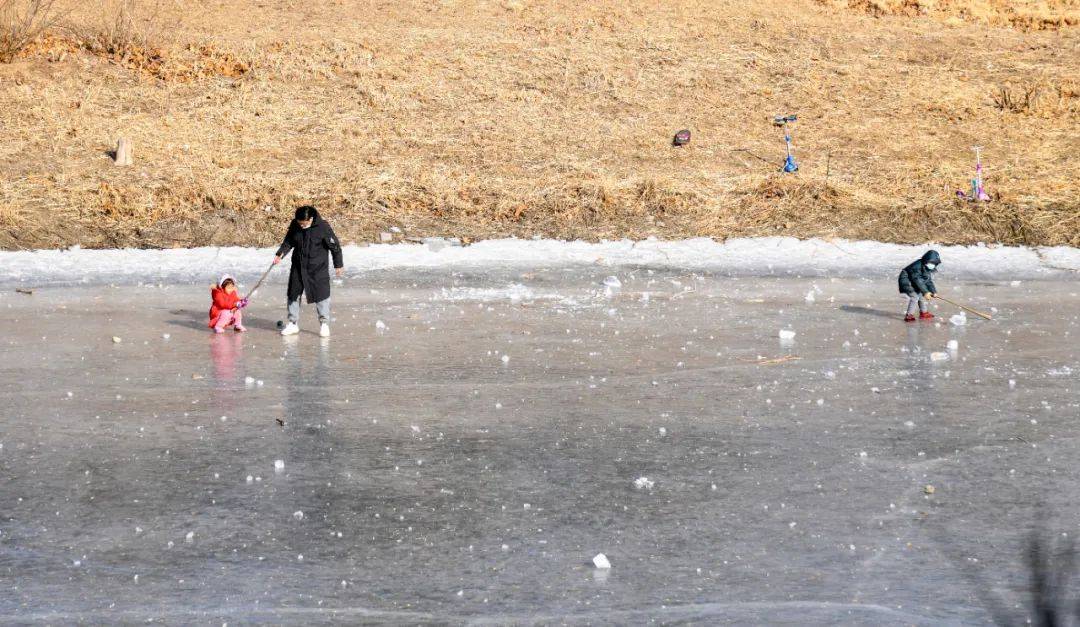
{"left": 933, "top": 295, "right": 992, "bottom": 320}
{"left": 244, "top": 263, "right": 276, "bottom": 300}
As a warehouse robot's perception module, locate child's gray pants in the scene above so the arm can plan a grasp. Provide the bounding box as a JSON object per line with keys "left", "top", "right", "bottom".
{"left": 288, "top": 298, "right": 330, "bottom": 324}
{"left": 905, "top": 294, "right": 928, "bottom": 316}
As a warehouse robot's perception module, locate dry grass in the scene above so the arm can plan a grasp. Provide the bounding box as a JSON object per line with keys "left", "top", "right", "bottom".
{"left": 0, "top": 0, "right": 1078, "bottom": 250}
{"left": 821, "top": 0, "right": 1080, "bottom": 30}
{"left": 0, "top": 0, "right": 58, "bottom": 62}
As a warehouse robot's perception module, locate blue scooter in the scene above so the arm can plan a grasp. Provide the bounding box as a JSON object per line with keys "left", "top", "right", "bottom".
{"left": 772, "top": 114, "right": 798, "bottom": 173}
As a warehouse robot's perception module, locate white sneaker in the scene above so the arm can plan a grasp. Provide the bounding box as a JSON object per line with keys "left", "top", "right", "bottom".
{"left": 319, "top": 323, "right": 330, "bottom": 338}
{"left": 280, "top": 322, "right": 299, "bottom": 336}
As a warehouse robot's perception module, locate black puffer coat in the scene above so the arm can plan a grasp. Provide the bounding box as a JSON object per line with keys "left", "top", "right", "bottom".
{"left": 898, "top": 250, "right": 940, "bottom": 296}
{"left": 275, "top": 210, "right": 343, "bottom": 303}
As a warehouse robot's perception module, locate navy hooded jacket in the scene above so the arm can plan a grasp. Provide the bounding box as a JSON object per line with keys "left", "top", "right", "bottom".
{"left": 898, "top": 250, "right": 941, "bottom": 296}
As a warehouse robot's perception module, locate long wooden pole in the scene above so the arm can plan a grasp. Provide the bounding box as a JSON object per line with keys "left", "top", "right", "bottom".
{"left": 933, "top": 295, "right": 992, "bottom": 320}
{"left": 244, "top": 263, "right": 276, "bottom": 300}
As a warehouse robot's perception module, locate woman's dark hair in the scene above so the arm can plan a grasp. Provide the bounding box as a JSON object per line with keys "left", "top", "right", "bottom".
{"left": 294, "top": 205, "right": 318, "bottom": 221}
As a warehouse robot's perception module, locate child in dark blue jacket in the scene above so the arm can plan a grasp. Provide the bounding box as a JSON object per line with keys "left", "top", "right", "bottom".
{"left": 898, "top": 250, "right": 941, "bottom": 321}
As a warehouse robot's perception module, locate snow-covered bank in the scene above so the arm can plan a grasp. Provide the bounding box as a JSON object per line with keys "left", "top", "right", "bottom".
{"left": 1, "top": 237, "right": 1078, "bottom": 286}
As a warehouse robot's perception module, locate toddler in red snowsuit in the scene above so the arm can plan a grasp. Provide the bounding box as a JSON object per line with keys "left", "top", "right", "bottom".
{"left": 208, "top": 275, "right": 248, "bottom": 333}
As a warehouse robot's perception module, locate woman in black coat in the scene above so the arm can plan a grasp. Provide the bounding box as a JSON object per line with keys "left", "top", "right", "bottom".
{"left": 273, "top": 206, "right": 344, "bottom": 337}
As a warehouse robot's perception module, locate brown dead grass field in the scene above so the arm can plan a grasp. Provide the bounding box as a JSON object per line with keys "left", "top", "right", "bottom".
{"left": 0, "top": 0, "right": 1077, "bottom": 250}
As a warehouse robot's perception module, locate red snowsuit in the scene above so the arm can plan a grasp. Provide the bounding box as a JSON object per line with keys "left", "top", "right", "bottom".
{"left": 208, "top": 286, "right": 241, "bottom": 329}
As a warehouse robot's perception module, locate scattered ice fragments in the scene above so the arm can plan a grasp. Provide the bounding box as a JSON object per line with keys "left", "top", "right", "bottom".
{"left": 949, "top": 312, "right": 967, "bottom": 326}
{"left": 633, "top": 477, "right": 655, "bottom": 490}
{"left": 274, "top": 460, "right": 285, "bottom": 472}
{"left": 778, "top": 329, "right": 796, "bottom": 340}
{"left": 593, "top": 553, "right": 612, "bottom": 569}
{"left": 930, "top": 352, "right": 949, "bottom": 362}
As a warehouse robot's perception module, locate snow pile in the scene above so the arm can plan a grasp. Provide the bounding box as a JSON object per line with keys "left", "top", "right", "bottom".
{"left": 4, "top": 237, "right": 1078, "bottom": 286}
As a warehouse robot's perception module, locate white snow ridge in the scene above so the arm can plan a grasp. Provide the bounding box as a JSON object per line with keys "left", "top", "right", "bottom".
{"left": 4, "top": 237, "right": 1079, "bottom": 286}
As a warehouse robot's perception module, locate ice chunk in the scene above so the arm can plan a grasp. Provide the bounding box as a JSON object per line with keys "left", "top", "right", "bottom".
{"left": 245, "top": 376, "right": 255, "bottom": 385}
{"left": 274, "top": 460, "right": 285, "bottom": 472}
{"left": 946, "top": 340, "right": 959, "bottom": 351}
{"left": 603, "top": 276, "right": 622, "bottom": 298}
{"left": 593, "top": 553, "right": 612, "bottom": 569}
{"left": 501, "top": 354, "right": 510, "bottom": 364}
{"left": 111, "top": 336, "right": 122, "bottom": 343}
{"left": 633, "top": 477, "right": 655, "bottom": 490}
{"left": 778, "top": 329, "right": 796, "bottom": 340}
{"left": 293, "top": 510, "right": 304, "bottom": 520}
{"left": 162, "top": 333, "right": 170, "bottom": 340}
{"left": 949, "top": 312, "right": 967, "bottom": 326}
{"left": 185, "top": 531, "right": 194, "bottom": 543}
{"left": 375, "top": 320, "right": 387, "bottom": 332}
{"left": 930, "top": 352, "right": 949, "bottom": 362}
{"left": 804, "top": 290, "right": 815, "bottom": 303}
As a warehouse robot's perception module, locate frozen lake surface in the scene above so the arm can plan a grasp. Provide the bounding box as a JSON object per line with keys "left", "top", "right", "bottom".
{"left": 1, "top": 267, "right": 1078, "bottom": 624}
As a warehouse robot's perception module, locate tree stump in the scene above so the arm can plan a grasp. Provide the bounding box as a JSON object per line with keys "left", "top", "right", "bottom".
{"left": 114, "top": 138, "right": 133, "bottom": 166}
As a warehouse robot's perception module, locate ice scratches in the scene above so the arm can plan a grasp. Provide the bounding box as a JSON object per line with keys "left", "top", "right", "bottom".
{"left": 11, "top": 601, "right": 936, "bottom": 625}
{"left": 480, "top": 600, "right": 935, "bottom": 624}
{"left": 433, "top": 284, "right": 557, "bottom": 303}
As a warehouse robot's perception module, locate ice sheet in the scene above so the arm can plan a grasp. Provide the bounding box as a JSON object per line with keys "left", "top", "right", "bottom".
{"left": 1, "top": 270, "right": 1079, "bottom": 623}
